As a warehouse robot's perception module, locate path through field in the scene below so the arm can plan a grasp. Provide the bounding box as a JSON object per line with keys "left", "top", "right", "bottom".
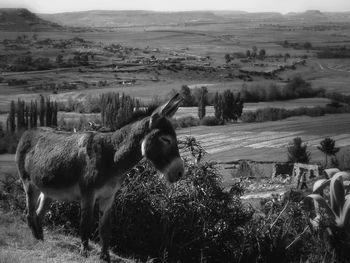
{"left": 177, "top": 113, "right": 350, "bottom": 163}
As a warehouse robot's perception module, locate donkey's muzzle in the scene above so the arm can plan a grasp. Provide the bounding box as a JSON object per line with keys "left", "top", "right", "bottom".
{"left": 164, "top": 157, "right": 185, "bottom": 183}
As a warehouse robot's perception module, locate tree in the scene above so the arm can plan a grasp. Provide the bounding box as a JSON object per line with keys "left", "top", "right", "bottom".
{"left": 284, "top": 53, "right": 290, "bottom": 62}
{"left": 259, "top": 49, "right": 266, "bottom": 59}
{"left": 232, "top": 93, "right": 244, "bottom": 120}
{"left": 287, "top": 137, "right": 311, "bottom": 163}
{"left": 222, "top": 90, "right": 235, "bottom": 121}
{"left": 214, "top": 90, "right": 244, "bottom": 122}
{"left": 180, "top": 85, "right": 194, "bottom": 107}
{"left": 223, "top": 90, "right": 243, "bottom": 121}
{"left": 46, "top": 97, "right": 53, "bottom": 127}
{"left": 56, "top": 54, "right": 64, "bottom": 65}
{"left": 8, "top": 101, "right": 16, "bottom": 133}
{"left": 214, "top": 92, "right": 223, "bottom": 120}
{"left": 224, "top": 53, "right": 231, "bottom": 64}
{"left": 29, "top": 100, "right": 38, "bottom": 128}
{"left": 100, "top": 92, "right": 140, "bottom": 130}
{"left": 283, "top": 76, "right": 312, "bottom": 99}
{"left": 317, "top": 137, "right": 340, "bottom": 167}
{"left": 16, "top": 99, "right": 25, "bottom": 131}
{"left": 304, "top": 42, "right": 312, "bottom": 51}
{"left": 52, "top": 101, "right": 58, "bottom": 127}
{"left": 246, "top": 50, "right": 251, "bottom": 58}
{"left": 39, "top": 95, "right": 45, "bottom": 126}
{"left": 197, "top": 87, "right": 207, "bottom": 120}
{"left": 251, "top": 46, "right": 258, "bottom": 58}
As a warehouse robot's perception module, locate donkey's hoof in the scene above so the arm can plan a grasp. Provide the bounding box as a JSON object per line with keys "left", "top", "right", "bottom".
{"left": 99, "top": 252, "right": 110, "bottom": 263}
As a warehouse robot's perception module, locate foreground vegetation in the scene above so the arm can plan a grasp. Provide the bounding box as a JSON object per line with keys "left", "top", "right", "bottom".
{"left": 1, "top": 139, "right": 350, "bottom": 262}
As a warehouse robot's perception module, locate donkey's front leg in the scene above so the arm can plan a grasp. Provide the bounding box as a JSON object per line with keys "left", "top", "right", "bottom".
{"left": 98, "top": 195, "right": 115, "bottom": 263}
{"left": 80, "top": 193, "right": 95, "bottom": 256}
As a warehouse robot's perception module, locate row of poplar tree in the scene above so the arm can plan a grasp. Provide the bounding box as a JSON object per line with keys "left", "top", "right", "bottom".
{"left": 196, "top": 87, "right": 244, "bottom": 121}
{"left": 7, "top": 95, "right": 58, "bottom": 133}
{"left": 100, "top": 92, "right": 141, "bottom": 130}
{"left": 6, "top": 92, "right": 142, "bottom": 134}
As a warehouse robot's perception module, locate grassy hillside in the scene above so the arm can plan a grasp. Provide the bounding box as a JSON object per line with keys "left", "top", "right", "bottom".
{"left": 0, "top": 8, "right": 61, "bottom": 31}
{"left": 0, "top": 212, "right": 134, "bottom": 263}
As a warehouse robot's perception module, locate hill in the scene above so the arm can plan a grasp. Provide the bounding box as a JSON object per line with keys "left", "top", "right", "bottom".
{"left": 39, "top": 10, "right": 350, "bottom": 28}
{"left": 38, "top": 10, "right": 222, "bottom": 28}
{"left": 0, "top": 8, "right": 61, "bottom": 31}
{"left": 285, "top": 10, "right": 330, "bottom": 22}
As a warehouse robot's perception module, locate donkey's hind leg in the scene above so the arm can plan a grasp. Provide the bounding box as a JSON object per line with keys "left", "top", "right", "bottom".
{"left": 79, "top": 193, "right": 96, "bottom": 257}
{"left": 98, "top": 195, "right": 115, "bottom": 263}
{"left": 35, "top": 192, "right": 51, "bottom": 239}
{"left": 23, "top": 181, "right": 42, "bottom": 240}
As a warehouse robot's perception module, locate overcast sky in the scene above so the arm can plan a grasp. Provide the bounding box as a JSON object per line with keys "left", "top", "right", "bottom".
{"left": 1, "top": 0, "right": 350, "bottom": 14}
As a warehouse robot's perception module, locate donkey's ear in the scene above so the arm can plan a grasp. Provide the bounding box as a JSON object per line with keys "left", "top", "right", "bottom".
{"left": 158, "top": 93, "right": 183, "bottom": 118}
{"left": 149, "top": 94, "right": 182, "bottom": 128}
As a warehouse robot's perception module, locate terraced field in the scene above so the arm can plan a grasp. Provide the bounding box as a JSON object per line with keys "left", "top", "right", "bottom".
{"left": 177, "top": 113, "right": 350, "bottom": 163}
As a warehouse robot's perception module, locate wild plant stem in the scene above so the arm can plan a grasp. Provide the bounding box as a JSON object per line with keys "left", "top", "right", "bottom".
{"left": 270, "top": 201, "right": 289, "bottom": 230}
{"left": 286, "top": 225, "right": 310, "bottom": 250}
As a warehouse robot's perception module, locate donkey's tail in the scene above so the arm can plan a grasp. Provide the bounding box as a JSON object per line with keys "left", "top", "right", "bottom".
{"left": 15, "top": 130, "right": 33, "bottom": 181}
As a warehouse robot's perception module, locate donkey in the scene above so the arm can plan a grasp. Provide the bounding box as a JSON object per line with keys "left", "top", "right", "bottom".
{"left": 15, "top": 94, "right": 184, "bottom": 262}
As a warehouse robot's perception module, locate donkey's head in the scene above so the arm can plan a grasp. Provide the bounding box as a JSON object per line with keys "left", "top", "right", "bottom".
{"left": 142, "top": 94, "right": 184, "bottom": 183}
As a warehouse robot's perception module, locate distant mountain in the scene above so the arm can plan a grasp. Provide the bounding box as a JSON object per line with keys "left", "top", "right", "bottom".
{"left": 285, "top": 10, "right": 330, "bottom": 22}
{"left": 0, "top": 8, "right": 61, "bottom": 31}
{"left": 39, "top": 10, "right": 223, "bottom": 27}
{"left": 20, "top": 9, "right": 350, "bottom": 28}
{"left": 215, "top": 11, "right": 284, "bottom": 21}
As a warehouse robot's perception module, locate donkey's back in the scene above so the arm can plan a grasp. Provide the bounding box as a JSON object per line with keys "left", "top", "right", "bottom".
{"left": 16, "top": 128, "right": 93, "bottom": 194}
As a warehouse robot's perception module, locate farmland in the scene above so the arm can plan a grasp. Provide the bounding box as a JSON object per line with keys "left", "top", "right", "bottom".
{"left": 1, "top": 9, "right": 350, "bottom": 112}
{"left": 0, "top": 8, "right": 349, "bottom": 160}
{"left": 0, "top": 8, "right": 350, "bottom": 170}
{"left": 177, "top": 113, "right": 350, "bottom": 163}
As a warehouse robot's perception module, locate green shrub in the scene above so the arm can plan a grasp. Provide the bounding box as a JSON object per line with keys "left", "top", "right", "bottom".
{"left": 110, "top": 161, "right": 252, "bottom": 262}
{"left": 0, "top": 132, "right": 22, "bottom": 154}
{"left": 0, "top": 172, "right": 26, "bottom": 212}
{"left": 171, "top": 116, "right": 200, "bottom": 129}
{"left": 200, "top": 116, "right": 221, "bottom": 126}
{"left": 241, "top": 104, "right": 350, "bottom": 123}
{"left": 5, "top": 136, "right": 350, "bottom": 262}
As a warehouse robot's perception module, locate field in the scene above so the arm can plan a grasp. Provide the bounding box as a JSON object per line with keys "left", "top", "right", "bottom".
{"left": 176, "top": 98, "right": 332, "bottom": 118}
{"left": 0, "top": 154, "right": 16, "bottom": 175}
{"left": 177, "top": 113, "right": 350, "bottom": 163}
{"left": 1, "top": 11, "right": 350, "bottom": 175}
{"left": 0, "top": 13, "right": 350, "bottom": 111}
